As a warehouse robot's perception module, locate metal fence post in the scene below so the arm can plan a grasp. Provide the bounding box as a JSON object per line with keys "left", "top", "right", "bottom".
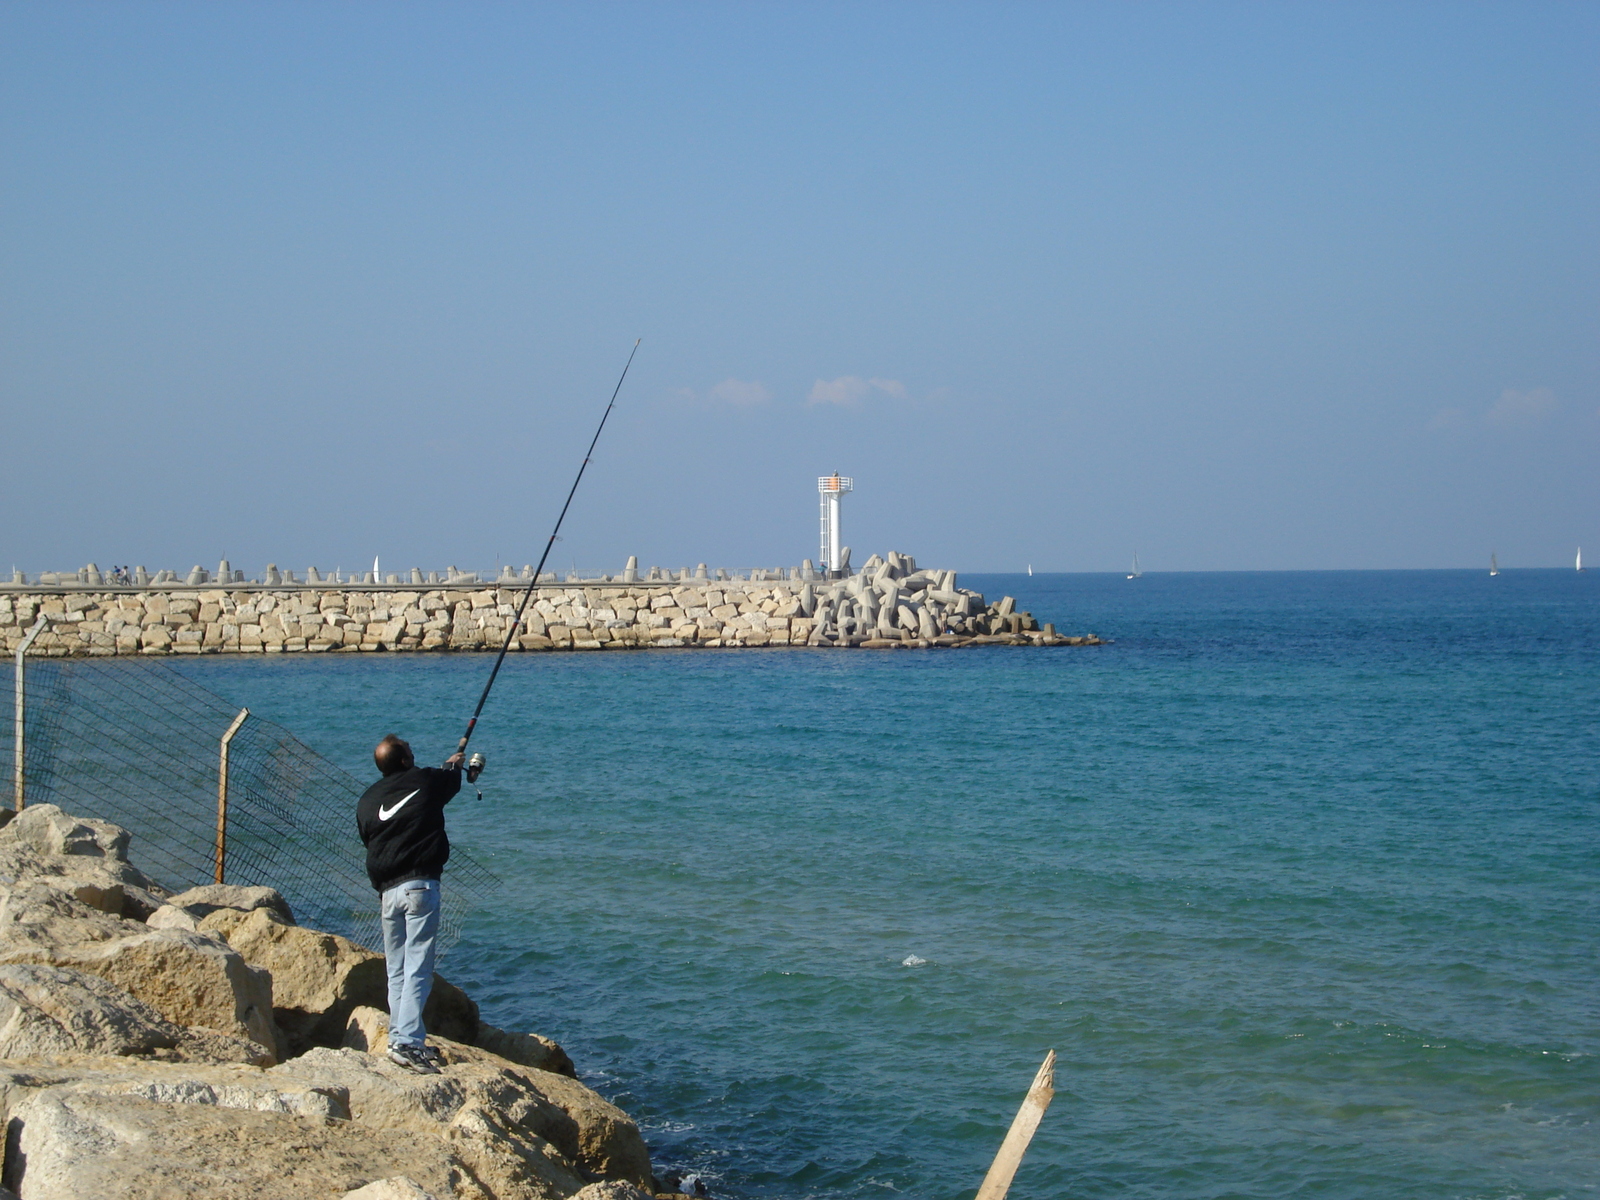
{"left": 214, "top": 708, "right": 250, "bottom": 884}
{"left": 13, "top": 615, "right": 50, "bottom": 812}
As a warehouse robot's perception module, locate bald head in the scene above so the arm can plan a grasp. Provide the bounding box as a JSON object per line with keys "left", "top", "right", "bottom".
{"left": 374, "top": 735, "right": 414, "bottom": 776}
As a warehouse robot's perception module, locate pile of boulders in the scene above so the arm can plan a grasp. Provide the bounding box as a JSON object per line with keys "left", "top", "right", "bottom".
{"left": 1, "top": 551, "right": 1101, "bottom": 657}
{"left": 0, "top": 803, "right": 689, "bottom": 1200}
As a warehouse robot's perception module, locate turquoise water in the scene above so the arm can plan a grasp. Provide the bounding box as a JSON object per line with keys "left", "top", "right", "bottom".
{"left": 189, "top": 570, "right": 1597, "bottom": 1200}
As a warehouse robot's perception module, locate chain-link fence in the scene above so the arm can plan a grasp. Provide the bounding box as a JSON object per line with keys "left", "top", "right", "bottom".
{"left": 3, "top": 652, "right": 497, "bottom": 954}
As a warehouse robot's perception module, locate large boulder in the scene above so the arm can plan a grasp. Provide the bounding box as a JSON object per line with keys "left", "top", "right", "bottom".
{"left": 342, "top": 1181, "right": 442, "bottom": 1200}
{"left": 345, "top": 1009, "right": 576, "bottom": 1087}
{"left": 278, "top": 1039, "right": 652, "bottom": 1191}
{"left": 0, "top": 804, "right": 129, "bottom": 860}
{"left": 273, "top": 1046, "right": 589, "bottom": 1196}
{"left": 0, "top": 926, "right": 281, "bottom": 1061}
{"left": 523, "top": 1067, "right": 655, "bottom": 1188}
{"left": 38, "top": 859, "right": 167, "bottom": 921}
{"left": 476, "top": 1023, "right": 577, "bottom": 1078}
{"left": 0, "top": 817, "right": 169, "bottom": 920}
{"left": 201, "top": 907, "right": 478, "bottom": 1052}
{"left": 447, "top": 1096, "right": 593, "bottom": 1200}
{"left": 0, "top": 963, "right": 179, "bottom": 1059}
{"left": 0, "top": 881, "right": 145, "bottom": 954}
{"left": 572, "top": 1186, "right": 655, "bottom": 1200}
{"left": 199, "top": 907, "right": 387, "bottom": 1055}
{"left": 165, "top": 884, "right": 295, "bottom": 925}
{"left": 1, "top": 1088, "right": 464, "bottom": 1200}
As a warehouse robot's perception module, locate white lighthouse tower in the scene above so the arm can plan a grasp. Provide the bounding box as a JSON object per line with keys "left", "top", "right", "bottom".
{"left": 818, "top": 473, "right": 853, "bottom": 577}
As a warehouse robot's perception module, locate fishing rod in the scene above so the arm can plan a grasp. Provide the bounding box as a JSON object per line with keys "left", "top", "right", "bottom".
{"left": 451, "top": 339, "right": 641, "bottom": 783}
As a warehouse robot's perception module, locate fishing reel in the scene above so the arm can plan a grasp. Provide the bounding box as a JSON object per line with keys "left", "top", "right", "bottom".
{"left": 466, "top": 753, "right": 486, "bottom": 784}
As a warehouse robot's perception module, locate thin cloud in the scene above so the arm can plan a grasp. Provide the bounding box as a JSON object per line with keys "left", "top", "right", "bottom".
{"left": 707, "top": 378, "right": 772, "bottom": 406}
{"left": 807, "top": 376, "right": 907, "bottom": 405}
{"left": 1486, "top": 387, "right": 1557, "bottom": 427}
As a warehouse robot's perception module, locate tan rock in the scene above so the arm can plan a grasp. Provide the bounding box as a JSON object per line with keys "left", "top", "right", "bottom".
{"left": 145, "top": 904, "right": 201, "bottom": 931}
{"left": 448, "top": 1097, "right": 591, "bottom": 1200}
{"left": 166, "top": 883, "right": 295, "bottom": 925}
{"left": 572, "top": 1185, "right": 654, "bottom": 1200}
{"left": 0, "top": 880, "right": 143, "bottom": 955}
{"left": 0, "top": 926, "right": 281, "bottom": 1060}
{"left": 527, "top": 1066, "right": 655, "bottom": 1187}
{"left": 0, "top": 803, "right": 130, "bottom": 860}
{"left": 200, "top": 907, "right": 385, "bottom": 1056}
{"left": 17, "top": 1057, "right": 352, "bottom": 1118}
{"left": 342, "top": 1179, "right": 442, "bottom": 1200}
{"left": 0, "top": 841, "right": 172, "bottom": 920}
{"left": 329, "top": 1021, "right": 649, "bottom": 1189}
{"left": 342, "top": 1003, "right": 392, "bottom": 1054}
{"left": 346, "top": 1008, "right": 576, "bottom": 1078}
{"left": 476, "top": 1022, "right": 577, "bottom": 1078}
{"left": 272, "top": 1046, "right": 589, "bottom": 1196}
{"left": 0, "top": 964, "right": 181, "bottom": 1059}
{"left": 2, "top": 1089, "right": 462, "bottom": 1200}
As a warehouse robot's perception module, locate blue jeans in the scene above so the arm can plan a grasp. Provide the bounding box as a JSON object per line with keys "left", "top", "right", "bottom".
{"left": 379, "top": 878, "right": 440, "bottom": 1049}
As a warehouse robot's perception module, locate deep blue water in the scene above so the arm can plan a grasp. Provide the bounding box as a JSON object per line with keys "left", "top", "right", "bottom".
{"left": 184, "top": 570, "right": 1597, "bottom": 1200}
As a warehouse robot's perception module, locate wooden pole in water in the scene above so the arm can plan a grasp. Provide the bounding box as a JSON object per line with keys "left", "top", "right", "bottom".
{"left": 974, "top": 1050, "right": 1056, "bottom": 1200}
{"left": 214, "top": 708, "right": 249, "bottom": 884}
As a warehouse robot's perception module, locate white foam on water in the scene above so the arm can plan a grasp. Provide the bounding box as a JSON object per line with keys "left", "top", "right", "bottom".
{"left": 902, "top": 954, "right": 927, "bottom": 967}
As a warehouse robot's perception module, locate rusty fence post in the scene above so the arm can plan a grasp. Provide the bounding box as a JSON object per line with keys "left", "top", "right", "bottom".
{"left": 214, "top": 708, "right": 249, "bottom": 884}
{"left": 12, "top": 615, "right": 50, "bottom": 812}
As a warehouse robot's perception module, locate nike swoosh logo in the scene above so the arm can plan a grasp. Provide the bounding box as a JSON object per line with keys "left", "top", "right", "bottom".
{"left": 378, "top": 789, "right": 420, "bottom": 821}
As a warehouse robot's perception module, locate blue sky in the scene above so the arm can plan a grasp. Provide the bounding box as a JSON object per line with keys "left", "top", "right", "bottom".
{"left": 2, "top": 2, "right": 1594, "bottom": 574}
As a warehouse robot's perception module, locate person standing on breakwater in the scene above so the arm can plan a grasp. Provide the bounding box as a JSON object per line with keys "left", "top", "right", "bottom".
{"left": 356, "top": 734, "right": 463, "bottom": 1075}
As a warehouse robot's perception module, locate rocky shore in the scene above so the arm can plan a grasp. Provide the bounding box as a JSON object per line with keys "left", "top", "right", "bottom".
{"left": 2, "top": 552, "right": 1103, "bottom": 657}
{"left": 0, "top": 802, "right": 689, "bottom": 1200}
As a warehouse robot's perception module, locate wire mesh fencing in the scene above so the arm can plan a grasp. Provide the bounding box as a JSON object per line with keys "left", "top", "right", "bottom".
{"left": 2, "top": 654, "right": 497, "bottom": 955}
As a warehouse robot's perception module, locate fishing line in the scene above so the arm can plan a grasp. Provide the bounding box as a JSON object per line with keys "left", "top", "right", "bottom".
{"left": 452, "top": 339, "right": 641, "bottom": 774}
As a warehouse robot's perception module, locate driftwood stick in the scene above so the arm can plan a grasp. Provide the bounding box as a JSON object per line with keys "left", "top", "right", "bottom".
{"left": 974, "top": 1049, "right": 1056, "bottom": 1200}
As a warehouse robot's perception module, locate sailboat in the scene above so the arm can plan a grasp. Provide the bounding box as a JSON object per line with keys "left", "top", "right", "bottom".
{"left": 1579, "top": 548, "right": 1585, "bottom": 572}
{"left": 1027, "top": 564, "right": 1033, "bottom": 576}
{"left": 1489, "top": 552, "right": 1499, "bottom": 577}
{"left": 1127, "top": 553, "right": 1142, "bottom": 580}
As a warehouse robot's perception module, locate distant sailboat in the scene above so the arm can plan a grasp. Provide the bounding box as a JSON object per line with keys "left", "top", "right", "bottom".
{"left": 1489, "top": 552, "right": 1499, "bottom": 577}
{"left": 1027, "top": 564, "right": 1033, "bottom": 576}
{"left": 1128, "top": 553, "right": 1142, "bottom": 580}
{"left": 1579, "top": 548, "right": 1585, "bottom": 572}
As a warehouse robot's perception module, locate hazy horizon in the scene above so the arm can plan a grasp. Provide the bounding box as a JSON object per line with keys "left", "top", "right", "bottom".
{"left": 3, "top": 3, "right": 1594, "bottom": 575}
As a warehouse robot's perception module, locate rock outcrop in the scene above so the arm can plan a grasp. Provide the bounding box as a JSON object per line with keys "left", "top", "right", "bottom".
{"left": 0, "top": 804, "right": 685, "bottom": 1199}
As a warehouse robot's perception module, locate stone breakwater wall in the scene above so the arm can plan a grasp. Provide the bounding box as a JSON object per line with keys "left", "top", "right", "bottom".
{"left": 1, "top": 553, "right": 1102, "bottom": 656}
{"left": 0, "top": 802, "right": 691, "bottom": 1200}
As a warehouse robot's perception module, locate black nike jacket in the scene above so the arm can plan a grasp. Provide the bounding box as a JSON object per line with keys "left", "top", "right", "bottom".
{"left": 355, "top": 765, "right": 461, "bottom": 893}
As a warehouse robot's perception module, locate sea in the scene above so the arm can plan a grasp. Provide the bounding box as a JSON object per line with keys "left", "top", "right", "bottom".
{"left": 185, "top": 569, "right": 1596, "bottom": 1200}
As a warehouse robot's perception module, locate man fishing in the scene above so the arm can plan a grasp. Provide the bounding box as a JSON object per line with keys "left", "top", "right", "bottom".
{"left": 356, "top": 734, "right": 463, "bottom": 1075}
{"left": 352, "top": 341, "right": 639, "bottom": 1076}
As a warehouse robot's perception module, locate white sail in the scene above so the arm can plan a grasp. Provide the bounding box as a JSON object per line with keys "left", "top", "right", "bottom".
{"left": 1579, "top": 548, "right": 1585, "bottom": 572}
{"left": 1128, "top": 552, "right": 1141, "bottom": 580}
{"left": 1490, "top": 552, "right": 1499, "bottom": 576}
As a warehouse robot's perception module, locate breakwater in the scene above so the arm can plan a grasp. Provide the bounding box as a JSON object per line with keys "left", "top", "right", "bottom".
{"left": 1, "top": 552, "right": 1101, "bottom": 656}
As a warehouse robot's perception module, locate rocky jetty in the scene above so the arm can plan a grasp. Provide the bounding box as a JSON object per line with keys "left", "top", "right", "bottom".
{"left": 0, "top": 802, "right": 689, "bottom": 1200}
{"left": 1, "top": 551, "right": 1102, "bottom": 656}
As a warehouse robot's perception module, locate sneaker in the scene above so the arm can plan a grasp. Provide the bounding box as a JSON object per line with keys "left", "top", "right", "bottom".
{"left": 417, "top": 1044, "right": 445, "bottom": 1067}
{"left": 386, "top": 1044, "right": 440, "bottom": 1075}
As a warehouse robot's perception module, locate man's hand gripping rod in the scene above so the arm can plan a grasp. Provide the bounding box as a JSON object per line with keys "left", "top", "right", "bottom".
{"left": 451, "top": 339, "right": 641, "bottom": 778}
